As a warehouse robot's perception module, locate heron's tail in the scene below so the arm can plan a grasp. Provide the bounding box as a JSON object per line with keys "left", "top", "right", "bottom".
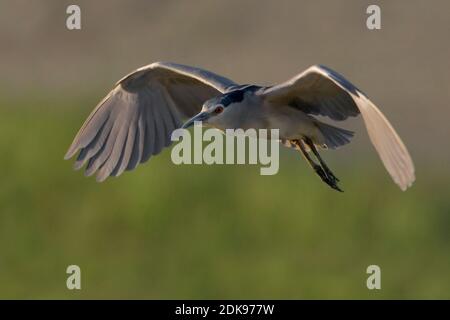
{"left": 315, "top": 122, "right": 354, "bottom": 149}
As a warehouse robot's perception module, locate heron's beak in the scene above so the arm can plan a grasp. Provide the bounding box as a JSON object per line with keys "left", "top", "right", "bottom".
{"left": 182, "top": 112, "right": 209, "bottom": 129}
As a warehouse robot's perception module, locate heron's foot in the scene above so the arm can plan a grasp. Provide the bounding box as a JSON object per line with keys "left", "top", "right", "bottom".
{"left": 323, "top": 166, "right": 340, "bottom": 183}
{"left": 313, "top": 164, "right": 343, "bottom": 192}
{"left": 313, "top": 164, "right": 327, "bottom": 181}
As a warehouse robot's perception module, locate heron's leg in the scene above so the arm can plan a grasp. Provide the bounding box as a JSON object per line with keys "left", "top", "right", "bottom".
{"left": 294, "top": 139, "right": 343, "bottom": 192}
{"left": 293, "top": 140, "right": 330, "bottom": 186}
{"left": 303, "top": 137, "right": 340, "bottom": 183}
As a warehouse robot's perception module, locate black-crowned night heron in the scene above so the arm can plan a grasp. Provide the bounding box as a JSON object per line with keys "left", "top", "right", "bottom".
{"left": 65, "top": 62, "right": 415, "bottom": 191}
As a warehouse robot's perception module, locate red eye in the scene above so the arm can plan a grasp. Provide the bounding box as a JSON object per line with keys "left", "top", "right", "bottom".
{"left": 214, "top": 106, "right": 224, "bottom": 114}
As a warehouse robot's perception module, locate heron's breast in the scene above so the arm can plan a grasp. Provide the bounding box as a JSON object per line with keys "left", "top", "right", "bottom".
{"left": 265, "top": 105, "right": 317, "bottom": 139}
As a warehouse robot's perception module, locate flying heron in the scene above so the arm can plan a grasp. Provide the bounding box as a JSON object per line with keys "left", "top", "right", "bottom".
{"left": 65, "top": 62, "right": 415, "bottom": 191}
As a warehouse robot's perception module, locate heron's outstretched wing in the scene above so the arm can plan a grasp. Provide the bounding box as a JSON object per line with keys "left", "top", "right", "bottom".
{"left": 65, "top": 62, "right": 237, "bottom": 181}
{"left": 261, "top": 65, "right": 415, "bottom": 191}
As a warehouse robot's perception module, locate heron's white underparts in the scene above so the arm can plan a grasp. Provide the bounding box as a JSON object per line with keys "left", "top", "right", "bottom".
{"left": 65, "top": 62, "right": 415, "bottom": 191}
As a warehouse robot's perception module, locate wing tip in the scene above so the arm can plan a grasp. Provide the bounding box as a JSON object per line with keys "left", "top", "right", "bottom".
{"left": 95, "top": 171, "right": 109, "bottom": 183}
{"left": 73, "top": 160, "right": 84, "bottom": 171}
{"left": 64, "top": 145, "right": 78, "bottom": 160}
{"left": 398, "top": 169, "right": 416, "bottom": 191}
{"left": 398, "top": 180, "right": 413, "bottom": 191}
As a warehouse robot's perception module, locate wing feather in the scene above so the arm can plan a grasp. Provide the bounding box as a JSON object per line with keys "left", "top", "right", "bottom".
{"left": 65, "top": 62, "right": 237, "bottom": 180}
{"left": 261, "top": 65, "right": 415, "bottom": 190}
{"left": 112, "top": 119, "right": 136, "bottom": 177}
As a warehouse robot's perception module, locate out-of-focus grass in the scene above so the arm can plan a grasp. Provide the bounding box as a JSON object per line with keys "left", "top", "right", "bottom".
{"left": 0, "top": 95, "right": 449, "bottom": 299}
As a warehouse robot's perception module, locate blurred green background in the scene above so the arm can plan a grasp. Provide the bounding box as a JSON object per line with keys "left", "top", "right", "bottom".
{"left": 0, "top": 0, "right": 449, "bottom": 299}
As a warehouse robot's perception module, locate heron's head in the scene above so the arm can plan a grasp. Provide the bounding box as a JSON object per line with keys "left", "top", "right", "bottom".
{"left": 182, "top": 90, "right": 245, "bottom": 129}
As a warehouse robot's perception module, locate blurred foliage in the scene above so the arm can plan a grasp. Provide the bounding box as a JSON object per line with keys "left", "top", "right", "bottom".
{"left": 0, "top": 95, "right": 449, "bottom": 299}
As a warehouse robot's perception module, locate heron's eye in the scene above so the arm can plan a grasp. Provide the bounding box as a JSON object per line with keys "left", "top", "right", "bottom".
{"left": 214, "top": 106, "right": 224, "bottom": 114}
